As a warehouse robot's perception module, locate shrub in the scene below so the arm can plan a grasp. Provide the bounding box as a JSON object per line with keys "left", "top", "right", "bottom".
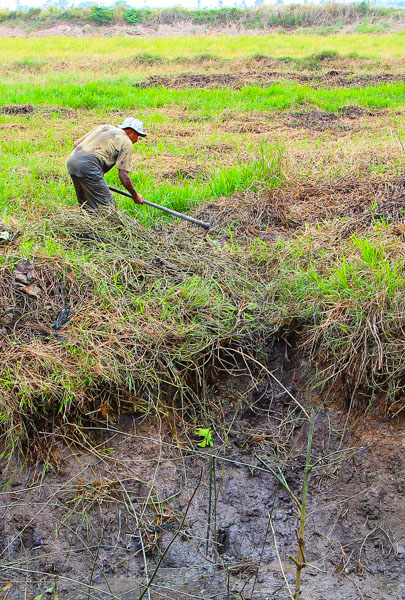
{"left": 357, "top": 1, "right": 369, "bottom": 17}
{"left": 26, "top": 7, "right": 41, "bottom": 19}
{"left": 89, "top": 6, "right": 113, "bottom": 25}
{"left": 123, "top": 8, "right": 145, "bottom": 26}
{"left": 6, "top": 10, "right": 20, "bottom": 20}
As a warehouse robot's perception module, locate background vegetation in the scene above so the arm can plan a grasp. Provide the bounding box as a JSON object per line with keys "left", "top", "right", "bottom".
{"left": 0, "top": 2, "right": 404, "bottom": 33}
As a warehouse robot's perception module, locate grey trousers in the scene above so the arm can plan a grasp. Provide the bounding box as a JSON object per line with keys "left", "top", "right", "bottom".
{"left": 69, "top": 174, "right": 115, "bottom": 212}
{"left": 67, "top": 152, "right": 114, "bottom": 212}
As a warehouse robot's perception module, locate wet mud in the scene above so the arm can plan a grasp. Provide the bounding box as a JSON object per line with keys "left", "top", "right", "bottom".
{"left": 1, "top": 341, "right": 404, "bottom": 599}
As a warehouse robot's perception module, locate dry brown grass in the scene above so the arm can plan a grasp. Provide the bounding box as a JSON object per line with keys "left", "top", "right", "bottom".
{"left": 1, "top": 169, "right": 403, "bottom": 458}
{"left": 0, "top": 207, "right": 282, "bottom": 457}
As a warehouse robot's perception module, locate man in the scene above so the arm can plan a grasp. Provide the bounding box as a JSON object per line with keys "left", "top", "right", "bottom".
{"left": 67, "top": 117, "right": 146, "bottom": 212}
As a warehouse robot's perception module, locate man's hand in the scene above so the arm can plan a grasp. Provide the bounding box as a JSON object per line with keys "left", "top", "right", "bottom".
{"left": 132, "top": 192, "right": 144, "bottom": 205}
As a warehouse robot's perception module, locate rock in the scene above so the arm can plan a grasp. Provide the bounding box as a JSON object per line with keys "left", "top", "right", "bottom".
{"left": 12, "top": 261, "right": 41, "bottom": 297}
{"left": 0, "top": 224, "right": 19, "bottom": 245}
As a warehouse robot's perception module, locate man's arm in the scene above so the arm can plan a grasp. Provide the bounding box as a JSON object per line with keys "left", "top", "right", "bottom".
{"left": 118, "top": 170, "right": 144, "bottom": 205}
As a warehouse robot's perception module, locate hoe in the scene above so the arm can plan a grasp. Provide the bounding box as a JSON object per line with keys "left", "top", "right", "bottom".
{"left": 109, "top": 186, "right": 211, "bottom": 230}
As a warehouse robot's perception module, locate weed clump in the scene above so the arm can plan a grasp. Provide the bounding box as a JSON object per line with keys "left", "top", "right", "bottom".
{"left": 88, "top": 6, "right": 113, "bottom": 25}
{"left": 123, "top": 8, "right": 146, "bottom": 26}
{"left": 296, "top": 50, "right": 340, "bottom": 71}
{"left": 278, "top": 229, "right": 404, "bottom": 413}
{"left": 135, "top": 53, "right": 165, "bottom": 66}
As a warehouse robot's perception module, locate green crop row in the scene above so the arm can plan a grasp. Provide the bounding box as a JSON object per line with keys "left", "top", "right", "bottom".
{"left": 1, "top": 79, "right": 404, "bottom": 112}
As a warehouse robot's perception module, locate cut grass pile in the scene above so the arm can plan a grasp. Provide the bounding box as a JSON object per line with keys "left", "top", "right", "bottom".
{"left": 1, "top": 194, "right": 403, "bottom": 457}
{"left": 0, "top": 209, "right": 280, "bottom": 456}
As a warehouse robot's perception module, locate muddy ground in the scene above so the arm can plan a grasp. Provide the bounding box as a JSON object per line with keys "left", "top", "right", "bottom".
{"left": 1, "top": 340, "right": 404, "bottom": 600}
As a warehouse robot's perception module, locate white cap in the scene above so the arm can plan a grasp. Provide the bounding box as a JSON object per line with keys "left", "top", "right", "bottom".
{"left": 118, "top": 117, "right": 147, "bottom": 137}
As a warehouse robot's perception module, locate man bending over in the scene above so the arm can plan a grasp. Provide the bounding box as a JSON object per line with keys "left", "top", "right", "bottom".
{"left": 67, "top": 117, "right": 146, "bottom": 212}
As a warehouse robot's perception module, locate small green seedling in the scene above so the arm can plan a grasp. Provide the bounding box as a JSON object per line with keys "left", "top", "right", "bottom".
{"left": 195, "top": 427, "right": 213, "bottom": 447}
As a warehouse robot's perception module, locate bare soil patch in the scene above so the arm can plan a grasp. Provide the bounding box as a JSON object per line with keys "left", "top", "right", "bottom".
{"left": 322, "top": 71, "right": 405, "bottom": 87}
{"left": 286, "top": 109, "right": 341, "bottom": 131}
{"left": 135, "top": 71, "right": 405, "bottom": 89}
{"left": 0, "top": 104, "right": 75, "bottom": 117}
{"left": 285, "top": 106, "right": 379, "bottom": 131}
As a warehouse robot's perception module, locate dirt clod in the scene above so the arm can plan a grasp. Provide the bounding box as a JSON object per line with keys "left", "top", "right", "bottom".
{"left": 286, "top": 110, "right": 339, "bottom": 131}
{"left": 0, "top": 104, "right": 34, "bottom": 115}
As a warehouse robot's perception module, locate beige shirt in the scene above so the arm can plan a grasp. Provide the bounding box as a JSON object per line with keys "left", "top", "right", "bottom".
{"left": 73, "top": 124, "right": 133, "bottom": 173}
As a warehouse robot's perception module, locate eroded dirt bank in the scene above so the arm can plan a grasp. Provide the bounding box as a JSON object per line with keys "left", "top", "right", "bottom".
{"left": 1, "top": 22, "right": 404, "bottom": 38}
{"left": 1, "top": 342, "right": 404, "bottom": 600}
